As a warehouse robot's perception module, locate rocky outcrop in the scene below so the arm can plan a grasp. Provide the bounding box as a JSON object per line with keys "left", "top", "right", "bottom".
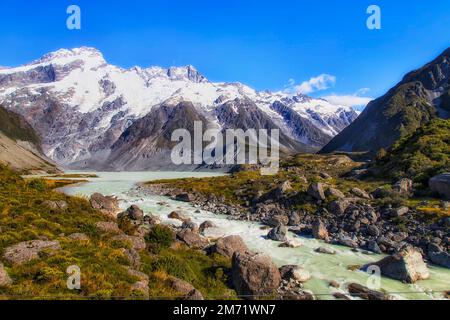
{"left": 365, "top": 247, "right": 430, "bottom": 283}
{"left": 429, "top": 173, "right": 450, "bottom": 200}
{"left": 232, "top": 251, "right": 281, "bottom": 299}
{"left": 3, "top": 240, "right": 61, "bottom": 265}
{"left": 210, "top": 235, "right": 248, "bottom": 258}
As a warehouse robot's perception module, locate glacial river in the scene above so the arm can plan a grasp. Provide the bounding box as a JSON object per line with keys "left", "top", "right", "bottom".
{"left": 59, "top": 171, "right": 450, "bottom": 300}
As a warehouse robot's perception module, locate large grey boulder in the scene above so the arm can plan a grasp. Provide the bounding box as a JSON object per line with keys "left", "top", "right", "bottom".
{"left": 429, "top": 173, "right": 450, "bottom": 200}
{"left": 3, "top": 240, "right": 61, "bottom": 265}
{"left": 267, "top": 226, "right": 288, "bottom": 242}
{"left": 210, "top": 235, "right": 248, "bottom": 258}
{"left": 365, "top": 247, "right": 430, "bottom": 283}
{"left": 428, "top": 245, "right": 450, "bottom": 268}
{"left": 232, "top": 251, "right": 281, "bottom": 299}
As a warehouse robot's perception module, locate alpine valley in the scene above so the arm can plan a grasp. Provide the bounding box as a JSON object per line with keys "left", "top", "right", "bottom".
{"left": 0, "top": 47, "right": 358, "bottom": 171}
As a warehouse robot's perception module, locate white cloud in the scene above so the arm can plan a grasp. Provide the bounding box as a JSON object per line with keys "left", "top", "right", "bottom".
{"left": 322, "top": 88, "right": 373, "bottom": 108}
{"left": 296, "top": 74, "right": 336, "bottom": 94}
{"left": 285, "top": 74, "right": 336, "bottom": 94}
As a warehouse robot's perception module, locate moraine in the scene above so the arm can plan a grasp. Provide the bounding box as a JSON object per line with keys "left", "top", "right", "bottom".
{"left": 59, "top": 171, "right": 450, "bottom": 300}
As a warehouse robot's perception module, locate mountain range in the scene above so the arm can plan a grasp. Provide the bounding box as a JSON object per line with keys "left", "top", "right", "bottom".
{"left": 321, "top": 47, "right": 450, "bottom": 154}
{"left": 0, "top": 47, "right": 358, "bottom": 170}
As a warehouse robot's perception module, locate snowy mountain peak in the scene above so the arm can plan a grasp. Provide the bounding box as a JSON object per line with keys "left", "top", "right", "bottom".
{"left": 32, "top": 47, "right": 105, "bottom": 66}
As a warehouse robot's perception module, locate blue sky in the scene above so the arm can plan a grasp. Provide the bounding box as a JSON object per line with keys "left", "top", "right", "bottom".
{"left": 0, "top": 0, "right": 449, "bottom": 107}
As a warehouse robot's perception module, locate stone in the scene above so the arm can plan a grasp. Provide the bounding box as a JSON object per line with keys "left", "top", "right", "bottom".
{"left": 95, "top": 221, "right": 122, "bottom": 234}
{"left": 279, "top": 265, "right": 311, "bottom": 282}
{"left": 181, "top": 220, "right": 199, "bottom": 233}
{"left": 328, "top": 200, "right": 350, "bottom": 215}
{"left": 367, "top": 225, "right": 380, "bottom": 237}
{"left": 315, "top": 247, "right": 336, "bottom": 255}
{"left": 117, "top": 205, "right": 144, "bottom": 221}
{"left": 279, "top": 239, "right": 302, "bottom": 248}
{"left": 168, "top": 211, "right": 190, "bottom": 222}
{"left": 325, "top": 188, "right": 345, "bottom": 199}
{"left": 90, "top": 193, "right": 120, "bottom": 216}
{"left": 0, "top": 263, "right": 12, "bottom": 287}
{"left": 166, "top": 277, "right": 204, "bottom": 300}
{"left": 144, "top": 214, "right": 161, "bottom": 226}
{"left": 366, "top": 247, "right": 429, "bottom": 283}
{"left": 350, "top": 188, "right": 371, "bottom": 199}
{"left": 3, "top": 240, "right": 61, "bottom": 265}
{"left": 112, "top": 235, "right": 146, "bottom": 251}
{"left": 176, "top": 229, "right": 208, "bottom": 249}
{"left": 42, "top": 200, "right": 68, "bottom": 210}
{"left": 348, "top": 283, "right": 389, "bottom": 300}
{"left": 429, "top": 173, "right": 450, "bottom": 200}
{"left": 288, "top": 212, "right": 301, "bottom": 226}
{"left": 393, "top": 178, "right": 414, "bottom": 197}
{"left": 367, "top": 240, "right": 382, "bottom": 254}
{"left": 273, "top": 181, "right": 292, "bottom": 198}
{"left": 175, "top": 193, "right": 195, "bottom": 202}
{"left": 390, "top": 206, "right": 409, "bottom": 218}
{"left": 312, "top": 219, "right": 329, "bottom": 240}
{"left": 232, "top": 251, "right": 281, "bottom": 299}
{"left": 336, "top": 236, "right": 358, "bottom": 248}
{"left": 307, "top": 182, "right": 326, "bottom": 201}
{"left": 121, "top": 248, "right": 141, "bottom": 269}
{"left": 210, "top": 235, "right": 248, "bottom": 258}
{"left": 267, "top": 226, "right": 288, "bottom": 242}
{"left": 428, "top": 250, "right": 450, "bottom": 268}
{"left": 199, "top": 220, "right": 216, "bottom": 233}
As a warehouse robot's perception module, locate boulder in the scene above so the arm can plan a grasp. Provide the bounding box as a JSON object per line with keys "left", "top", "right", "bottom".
{"left": 307, "top": 183, "right": 326, "bottom": 201}
{"left": 232, "top": 251, "right": 281, "bottom": 299}
{"left": 279, "top": 265, "right": 311, "bottom": 282}
{"left": 367, "top": 240, "right": 382, "bottom": 254}
{"left": 428, "top": 246, "right": 450, "bottom": 268}
{"left": 181, "top": 221, "right": 199, "bottom": 233}
{"left": 143, "top": 214, "right": 161, "bottom": 226}
{"left": 165, "top": 277, "right": 204, "bottom": 300}
{"left": 3, "top": 240, "right": 61, "bottom": 265}
{"left": 312, "top": 219, "right": 329, "bottom": 241}
{"left": 95, "top": 221, "right": 122, "bottom": 234}
{"left": 429, "top": 173, "right": 450, "bottom": 200}
{"left": 112, "top": 235, "right": 146, "bottom": 251}
{"left": 279, "top": 239, "right": 302, "bottom": 248}
{"left": 89, "top": 193, "right": 120, "bottom": 216}
{"left": 315, "top": 247, "right": 336, "bottom": 255}
{"left": 210, "top": 235, "right": 248, "bottom": 258}
{"left": 121, "top": 248, "right": 141, "bottom": 269}
{"left": 117, "top": 205, "right": 144, "bottom": 221}
{"left": 350, "top": 188, "right": 371, "bottom": 199}
{"left": 365, "top": 247, "right": 429, "bottom": 283}
{"left": 273, "top": 181, "right": 292, "bottom": 199}
{"left": 393, "top": 178, "right": 414, "bottom": 197}
{"left": 348, "top": 283, "right": 389, "bottom": 300}
{"left": 199, "top": 220, "right": 216, "bottom": 233}
{"left": 288, "top": 212, "right": 301, "bottom": 226}
{"left": 325, "top": 188, "right": 345, "bottom": 199}
{"left": 366, "top": 225, "right": 380, "bottom": 237}
{"left": 175, "top": 193, "right": 195, "bottom": 202}
{"left": 267, "top": 226, "right": 288, "bottom": 242}
{"left": 390, "top": 206, "right": 409, "bottom": 218}
{"left": 0, "top": 263, "right": 12, "bottom": 287}
{"left": 42, "top": 200, "right": 68, "bottom": 210}
{"left": 328, "top": 200, "right": 350, "bottom": 215}
{"left": 168, "top": 211, "right": 190, "bottom": 222}
{"left": 176, "top": 229, "right": 208, "bottom": 249}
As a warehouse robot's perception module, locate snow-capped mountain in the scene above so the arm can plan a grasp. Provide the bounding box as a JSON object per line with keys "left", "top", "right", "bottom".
{"left": 0, "top": 47, "right": 358, "bottom": 170}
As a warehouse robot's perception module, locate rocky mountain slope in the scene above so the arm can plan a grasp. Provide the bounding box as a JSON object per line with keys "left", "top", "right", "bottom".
{"left": 321, "top": 47, "right": 450, "bottom": 154}
{"left": 0, "top": 106, "right": 58, "bottom": 173}
{"left": 0, "top": 47, "right": 358, "bottom": 170}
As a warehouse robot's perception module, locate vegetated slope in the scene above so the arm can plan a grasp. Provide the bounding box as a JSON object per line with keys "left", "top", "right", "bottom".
{"left": 370, "top": 118, "right": 450, "bottom": 186}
